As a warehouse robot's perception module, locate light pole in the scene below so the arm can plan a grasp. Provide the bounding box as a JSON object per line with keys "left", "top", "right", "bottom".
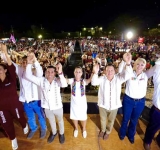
{"left": 38, "top": 35, "right": 42, "bottom": 43}
{"left": 126, "top": 31, "right": 133, "bottom": 52}
{"left": 126, "top": 31, "right": 133, "bottom": 40}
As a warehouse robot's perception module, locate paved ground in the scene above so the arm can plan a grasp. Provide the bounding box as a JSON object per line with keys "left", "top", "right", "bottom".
{"left": 62, "top": 87, "right": 154, "bottom": 108}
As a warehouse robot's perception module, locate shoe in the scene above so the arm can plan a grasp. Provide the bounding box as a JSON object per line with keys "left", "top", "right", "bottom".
{"left": 40, "top": 129, "right": 47, "bottom": 139}
{"left": 11, "top": 138, "right": 18, "bottom": 150}
{"left": 143, "top": 142, "right": 151, "bottom": 150}
{"left": 98, "top": 131, "right": 105, "bottom": 138}
{"left": 23, "top": 124, "right": 29, "bottom": 134}
{"left": 119, "top": 136, "right": 124, "bottom": 140}
{"left": 128, "top": 138, "right": 134, "bottom": 144}
{"left": 59, "top": 134, "right": 65, "bottom": 144}
{"left": 27, "top": 130, "right": 37, "bottom": 139}
{"left": 47, "top": 132, "right": 57, "bottom": 143}
{"left": 156, "top": 135, "right": 160, "bottom": 148}
{"left": 74, "top": 130, "right": 78, "bottom": 138}
{"left": 103, "top": 133, "right": 109, "bottom": 140}
{"left": 83, "top": 131, "right": 87, "bottom": 138}
{"left": 127, "top": 134, "right": 134, "bottom": 144}
{"left": 118, "top": 133, "right": 124, "bottom": 140}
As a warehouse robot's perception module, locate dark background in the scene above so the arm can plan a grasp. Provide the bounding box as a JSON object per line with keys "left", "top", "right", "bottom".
{"left": 0, "top": 0, "right": 160, "bottom": 32}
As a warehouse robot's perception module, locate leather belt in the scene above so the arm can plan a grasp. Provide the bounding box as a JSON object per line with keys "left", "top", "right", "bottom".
{"left": 131, "top": 98, "right": 142, "bottom": 101}
{"left": 125, "top": 94, "right": 143, "bottom": 101}
{"left": 28, "top": 100, "right": 36, "bottom": 104}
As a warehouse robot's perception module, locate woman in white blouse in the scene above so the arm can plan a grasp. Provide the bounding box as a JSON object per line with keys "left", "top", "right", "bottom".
{"left": 118, "top": 57, "right": 148, "bottom": 144}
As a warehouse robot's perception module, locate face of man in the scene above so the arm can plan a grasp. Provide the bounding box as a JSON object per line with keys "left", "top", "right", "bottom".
{"left": 21, "top": 60, "right": 27, "bottom": 69}
{"left": 45, "top": 68, "right": 56, "bottom": 81}
{"left": 105, "top": 66, "right": 115, "bottom": 80}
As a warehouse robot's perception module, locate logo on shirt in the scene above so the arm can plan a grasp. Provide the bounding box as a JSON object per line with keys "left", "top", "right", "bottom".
{"left": 131, "top": 77, "right": 136, "bottom": 80}
{"left": 5, "top": 83, "right": 11, "bottom": 86}
{"left": 131, "top": 77, "right": 144, "bottom": 80}
{"left": 0, "top": 111, "right": 6, "bottom": 123}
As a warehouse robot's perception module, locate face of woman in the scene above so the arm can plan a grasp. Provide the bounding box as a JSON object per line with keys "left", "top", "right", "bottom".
{"left": 135, "top": 61, "right": 145, "bottom": 73}
{"left": 0, "top": 66, "right": 6, "bottom": 77}
{"left": 74, "top": 68, "right": 83, "bottom": 80}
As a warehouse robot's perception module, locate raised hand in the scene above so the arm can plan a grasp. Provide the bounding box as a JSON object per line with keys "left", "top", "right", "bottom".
{"left": 123, "top": 52, "right": 132, "bottom": 65}
{"left": 56, "top": 63, "right": 63, "bottom": 74}
{"left": 92, "top": 63, "right": 99, "bottom": 74}
{"left": 0, "top": 44, "right": 8, "bottom": 54}
{"left": 27, "top": 52, "right": 36, "bottom": 64}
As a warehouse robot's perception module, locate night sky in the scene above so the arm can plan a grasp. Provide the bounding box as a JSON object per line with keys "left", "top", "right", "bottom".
{"left": 0, "top": 0, "right": 160, "bottom": 32}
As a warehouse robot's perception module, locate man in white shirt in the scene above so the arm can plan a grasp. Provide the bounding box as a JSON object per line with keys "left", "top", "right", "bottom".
{"left": 143, "top": 58, "right": 160, "bottom": 150}
{"left": 25, "top": 53, "right": 68, "bottom": 144}
{"left": 12, "top": 55, "right": 47, "bottom": 139}
{"left": 91, "top": 52, "right": 133, "bottom": 140}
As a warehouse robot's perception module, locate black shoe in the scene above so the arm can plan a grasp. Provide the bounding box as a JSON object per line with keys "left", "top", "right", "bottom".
{"left": 40, "top": 129, "right": 47, "bottom": 139}
{"left": 59, "top": 134, "right": 65, "bottom": 144}
{"left": 27, "top": 130, "right": 37, "bottom": 139}
{"left": 127, "top": 134, "right": 134, "bottom": 144}
{"left": 119, "top": 136, "right": 124, "bottom": 140}
{"left": 118, "top": 133, "right": 124, "bottom": 140}
{"left": 128, "top": 138, "right": 134, "bottom": 144}
{"left": 143, "top": 142, "right": 151, "bottom": 150}
{"left": 47, "top": 132, "right": 57, "bottom": 143}
{"left": 156, "top": 135, "right": 160, "bottom": 148}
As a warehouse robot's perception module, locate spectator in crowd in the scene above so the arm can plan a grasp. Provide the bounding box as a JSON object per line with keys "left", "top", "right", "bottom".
{"left": 91, "top": 52, "right": 132, "bottom": 140}
{"left": 0, "top": 44, "right": 28, "bottom": 150}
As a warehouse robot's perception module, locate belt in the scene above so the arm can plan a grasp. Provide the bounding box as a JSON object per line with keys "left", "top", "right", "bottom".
{"left": 28, "top": 100, "right": 36, "bottom": 104}
{"left": 131, "top": 98, "right": 142, "bottom": 101}
{"left": 125, "top": 94, "right": 143, "bottom": 101}
{"left": 153, "top": 105, "right": 160, "bottom": 112}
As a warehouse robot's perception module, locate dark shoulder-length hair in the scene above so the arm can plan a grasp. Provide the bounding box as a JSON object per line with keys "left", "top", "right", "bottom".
{"left": 0, "top": 63, "right": 7, "bottom": 70}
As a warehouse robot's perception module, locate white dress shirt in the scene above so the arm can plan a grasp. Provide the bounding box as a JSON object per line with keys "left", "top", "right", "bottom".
{"left": 145, "top": 58, "right": 160, "bottom": 109}
{"left": 119, "top": 60, "right": 148, "bottom": 99}
{"left": 25, "top": 64, "right": 68, "bottom": 110}
{"left": 91, "top": 65, "right": 133, "bottom": 110}
{"left": 12, "top": 61, "right": 43, "bottom": 103}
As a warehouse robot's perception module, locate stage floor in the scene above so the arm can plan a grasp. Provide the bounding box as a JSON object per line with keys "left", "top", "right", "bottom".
{"left": 0, "top": 114, "right": 159, "bottom": 150}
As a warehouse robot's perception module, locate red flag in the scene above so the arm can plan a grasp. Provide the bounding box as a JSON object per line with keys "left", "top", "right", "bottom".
{"left": 138, "top": 37, "right": 144, "bottom": 43}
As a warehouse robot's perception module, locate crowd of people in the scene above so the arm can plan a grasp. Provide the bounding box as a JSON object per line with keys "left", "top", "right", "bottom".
{"left": 0, "top": 38, "right": 160, "bottom": 150}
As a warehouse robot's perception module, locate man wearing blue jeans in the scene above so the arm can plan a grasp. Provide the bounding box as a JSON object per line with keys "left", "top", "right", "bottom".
{"left": 23, "top": 100, "right": 46, "bottom": 139}
{"left": 12, "top": 54, "right": 47, "bottom": 139}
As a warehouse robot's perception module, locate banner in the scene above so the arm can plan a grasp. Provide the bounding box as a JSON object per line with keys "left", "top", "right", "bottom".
{"left": 138, "top": 37, "right": 144, "bottom": 43}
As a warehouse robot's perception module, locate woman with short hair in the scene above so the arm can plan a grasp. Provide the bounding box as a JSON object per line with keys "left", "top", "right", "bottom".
{"left": 118, "top": 57, "right": 148, "bottom": 144}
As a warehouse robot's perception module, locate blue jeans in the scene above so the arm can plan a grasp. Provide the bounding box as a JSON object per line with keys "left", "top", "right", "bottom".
{"left": 144, "top": 105, "right": 160, "bottom": 144}
{"left": 119, "top": 94, "right": 145, "bottom": 140}
{"left": 23, "top": 100, "right": 47, "bottom": 132}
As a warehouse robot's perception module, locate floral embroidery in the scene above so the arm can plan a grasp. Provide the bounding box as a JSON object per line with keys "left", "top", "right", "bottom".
{"left": 72, "top": 78, "right": 84, "bottom": 96}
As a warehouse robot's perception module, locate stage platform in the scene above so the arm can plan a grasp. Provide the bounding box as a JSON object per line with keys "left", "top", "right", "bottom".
{"left": 0, "top": 114, "right": 159, "bottom": 150}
